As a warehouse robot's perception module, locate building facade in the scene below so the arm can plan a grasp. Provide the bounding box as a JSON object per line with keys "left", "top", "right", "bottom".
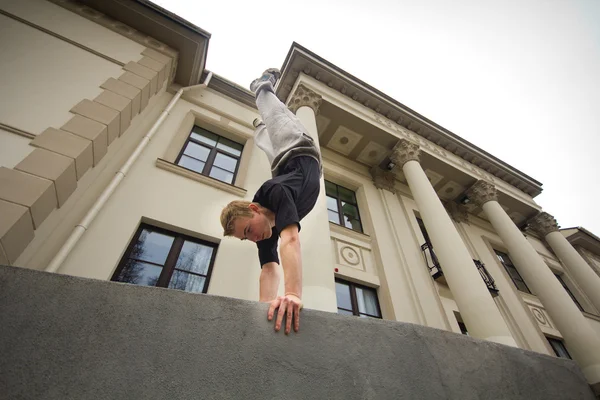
{"left": 1, "top": 0, "right": 600, "bottom": 394}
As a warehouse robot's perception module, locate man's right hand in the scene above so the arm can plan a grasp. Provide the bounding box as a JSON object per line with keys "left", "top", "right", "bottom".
{"left": 268, "top": 294, "right": 303, "bottom": 334}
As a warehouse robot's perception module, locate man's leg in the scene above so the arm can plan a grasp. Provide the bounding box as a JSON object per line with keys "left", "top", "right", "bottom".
{"left": 251, "top": 71, "right": 307, "bottom": 144}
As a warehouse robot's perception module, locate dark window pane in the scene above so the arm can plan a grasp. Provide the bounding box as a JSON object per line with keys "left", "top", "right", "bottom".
{"left": 548, "top": 337, "right": 571, "bottom": 359}
{"left": 168, "top": 270, "right": 206, "bottom": 293}
{"left": 183, "top": 141, "right": 210, "bottom": 161}
{"left": 191, "top": 128, "right": 218, "bottom": 146}
{"left": 325, "top": 180, "right": 337, "bottom": 197}
{"left": 555, "top": 274, "right": 584, "bottom": 311}
{"left": 345, "top": 218, "right": 363, "bottom": 233}
{"left": 179, "top": 155, "right": 205, "bottom": 173}
{"left": 209, "top": 166, "right": 234, "bottom": 184}
{"left": 338, "top": 186, "right": 356, "bottom": 204}
{"left": 356, "top": 287, "right": 380, "bottom": 317}
{"left": 176, "top": 241, "right": 214, "bottom": 275}
{"left": 328, "top": 210, "right": 340, "bottom": 224}
{"left": 132, "top": 229, "right": 174, "bottom": 265}
{"left": 337, "top": 309, "right": 354, "bottom": 316}
{"left": 326, "top": 196, "right": 339, "bottom": 212}
{"left": 341, "top": 202, "right": 359, "bottom": 219}
{"left": 514, "top": 280, "right": 531, "bottom": 293}
{"left": 213, "top": 153, "right": 237, "bottom": 172}
{"left": 335, "top": 282, "right": 352, "bottom": 310}
{"left": 216, "top": 137, "right": 242, "bottom": 156}
{"left": 117, "top": 260, "right": 161, "bottom": 286}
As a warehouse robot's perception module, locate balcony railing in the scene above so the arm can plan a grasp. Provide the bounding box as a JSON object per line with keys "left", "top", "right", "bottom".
{"left": 421, "top": 242, "right": 499, "bottom": 296}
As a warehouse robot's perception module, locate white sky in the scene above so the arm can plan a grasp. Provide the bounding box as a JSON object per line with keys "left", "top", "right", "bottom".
{"left": 156, "top": 0, "right": 600, "bottom": 234}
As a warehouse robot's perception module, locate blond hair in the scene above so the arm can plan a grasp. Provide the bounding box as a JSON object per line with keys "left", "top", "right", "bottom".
{"left": 220, "top": 200, "right": 260, "bottom": 236}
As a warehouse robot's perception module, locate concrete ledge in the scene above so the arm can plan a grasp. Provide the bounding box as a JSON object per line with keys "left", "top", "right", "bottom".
{"left": 0, "top": 265, "right": 595, "bottom": 400}
{"left": 101, "top": 78, "right": 141, "bottom": 117}
{"left": 0, "top": 203, "right": 33, "bottom": 264}
{"left": 119, "top": 72, "right": 150, "bottom": 111}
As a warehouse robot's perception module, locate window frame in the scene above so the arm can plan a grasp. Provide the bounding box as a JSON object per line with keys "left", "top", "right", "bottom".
{"left": 335, "top": 278, "right": 382, "bottom": 318}
{"left": 555, "top": 273, "right": 584, "bottom": 312}
{"left": 175, "top": 126, "right": 243, "bottom": 185}
{"left": 325, "top": 180, "right": 363, "bottom": 233}
{"left": 495, "top": 250, "right": 532, "bottom": 294}
{"left": 112, "top": 223, "right": 217, "bottom": 294}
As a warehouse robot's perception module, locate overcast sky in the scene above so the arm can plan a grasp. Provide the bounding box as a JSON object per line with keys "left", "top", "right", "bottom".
{"left": 156, "top": 0, "right": 600, "bottom": 234}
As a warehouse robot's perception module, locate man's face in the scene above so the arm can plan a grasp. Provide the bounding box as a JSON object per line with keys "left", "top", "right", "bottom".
{"left": 232, "top": 206, "right": 272, "bottom": 243}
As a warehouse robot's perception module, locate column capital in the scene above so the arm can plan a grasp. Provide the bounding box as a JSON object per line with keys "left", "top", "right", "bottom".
{"left": 370, "top": 166, "right": 397, "bottom": 194}
{"left": 288, "top": 84, "right": 322, "bottom": 115}
{"left": 390, "top": 139, "right": 421, "bottom": 168}
{"left": 528, "top": 212, "right": 559, "bottom": 237}
{"left": 465, "top": 180, "right": 497, "bottom": 207}
{"left": 445, "top": 202, "right": 469, "bottom": 224}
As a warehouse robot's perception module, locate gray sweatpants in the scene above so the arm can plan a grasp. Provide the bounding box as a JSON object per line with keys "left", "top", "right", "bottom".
{"left": 253, "top": 81, "right": 318, "bottom": 176}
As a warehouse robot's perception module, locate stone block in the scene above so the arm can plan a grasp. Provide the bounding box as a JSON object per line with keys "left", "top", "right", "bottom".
{"left": 142, "top": 47, "right": 173, "bottom": 84}
{"left": 0, "top": 167, "right": 56, "bottom": 229}
{"left": 70, "top": 100, "right": 120, "bottom": 144}
{"left": 138, "top": 56, "right": 166, "bottom": 89}
{"left": 0, "top": 201, "right": 34, "bottom": 264}
{"left": 101, "top": 77, "right": 141, "bottom": 116}
{"left": 124, "top": 61, "right": 158, "bottom": 95}
{"left": 94, "top": 90, "right": 132, "bottom": 135}
{"left": 61, "top": 115, "right": 108, "bottom": 165}
{"left": 31, "top": 128, "right": 93, "bottom": 180}
{"left": 119, "top": 72, "right": 150, "bottom": 112}
{"left": 15, "top": 148, "right": 77, "bottom": 208}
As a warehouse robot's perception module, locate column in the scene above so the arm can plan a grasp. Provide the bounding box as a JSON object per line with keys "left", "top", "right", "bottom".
{"left": 466, "top": 180, "right": 600, "bottom": 390}
{"left": 392, "top": 140, "right": 516, "bottom": 346}
{"left": 287, "top": 84, "right": 337, "bottom": 313}
{"left": 529, "top": 212, "right": 600, "bottom": 314}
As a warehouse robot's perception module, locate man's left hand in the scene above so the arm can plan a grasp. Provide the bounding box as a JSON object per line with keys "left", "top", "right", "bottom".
{"left": 268, "top": 294, "right": 303, "bottom": 334}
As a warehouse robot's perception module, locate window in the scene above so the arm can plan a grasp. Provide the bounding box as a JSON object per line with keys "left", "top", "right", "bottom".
{"left": 325, "top": 181, "right": 363, "bottom": 233}
{"left": 176, "top": 126, "right": 243, "bottom": 184}
{"left": 495, "top": 250, "right": 531, "bottom": 294}
{"left": 555, "top": 274, "right": 584, "bottom": 312}
{"left": 335, "top": 279, "right": 381, "bottom": 318}
{"left": 112, "top": 224, "right": 216, "bottom": 294}
{"left": 416, "top": 217, "right": 432, "bottom": 245}
{"left": 454, "top": 312, "right": 469, "bottom": 335}
{"left": 547, "top": 337, "right": 571, "bottom": 359}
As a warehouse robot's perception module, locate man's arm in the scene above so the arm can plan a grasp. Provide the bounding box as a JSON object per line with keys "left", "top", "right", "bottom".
{"left": 279, "top": 224, "right": 302, "bottom": 298}
{"left": 267, "top": 224, "right": 303, "bottom": 334}
{"left": 259, "top": 262, "right": 282, "bottom": 302}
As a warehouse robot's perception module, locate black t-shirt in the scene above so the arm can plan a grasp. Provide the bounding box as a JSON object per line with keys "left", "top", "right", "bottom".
{"left": 252, "top": 156, "right": 321, "bottom": 267}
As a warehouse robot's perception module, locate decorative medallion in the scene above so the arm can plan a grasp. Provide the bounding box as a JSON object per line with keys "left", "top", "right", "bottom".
{"left": 340, "top": 246, "right": 361, "bottom": 266}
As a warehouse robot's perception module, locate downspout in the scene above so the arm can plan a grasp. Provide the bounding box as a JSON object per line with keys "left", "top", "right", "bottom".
{"left": 45, "top": 72, "right": 214, "bottom": 273}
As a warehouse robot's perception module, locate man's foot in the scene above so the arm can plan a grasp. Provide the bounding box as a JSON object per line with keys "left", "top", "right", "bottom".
{"left": 252, "top": 118, "right": 264, "bottom": 128}
{"left": 249, "top": 68, "right": 281, "bottom": 93}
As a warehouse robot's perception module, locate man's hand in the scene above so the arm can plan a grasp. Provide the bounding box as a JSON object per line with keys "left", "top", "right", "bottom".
{"left": 268, "top": 293, "right": 303, "bottom": 334}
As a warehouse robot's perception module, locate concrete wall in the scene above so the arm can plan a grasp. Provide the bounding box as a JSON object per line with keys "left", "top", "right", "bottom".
{"left": 0, "top": 265, "right": 596, "bottom": 400}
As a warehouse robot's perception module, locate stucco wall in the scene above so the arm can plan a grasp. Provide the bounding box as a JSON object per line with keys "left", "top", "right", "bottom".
{"left": 0, "top": 128, "right": 33, "bottom": 169}
{"left": 1, "top": 265, "right": 596, "bottom": 400}
{"left": 0, "top": 12, "right": 124, "bottom": 135}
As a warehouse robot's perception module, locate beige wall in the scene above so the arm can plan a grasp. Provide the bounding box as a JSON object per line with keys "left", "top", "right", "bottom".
{"left": 56, "top": 89, "right": 271, "bottom": 303}
{"left": 0, "top": 0, "right": 145, "bottom": 65}
{"left": 0, "top": 129, "right": 33, "bottom": 168}
{"left": 0, "top": 13, "right": 124, "bottom": 135}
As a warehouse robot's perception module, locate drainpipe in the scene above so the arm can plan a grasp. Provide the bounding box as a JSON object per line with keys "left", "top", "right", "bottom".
{"left": 45, "top": 72, "right": 214, "bottom": 273}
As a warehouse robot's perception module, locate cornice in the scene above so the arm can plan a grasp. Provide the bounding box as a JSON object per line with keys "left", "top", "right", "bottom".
{"left": 277, "top": 43, "right": 543, "bottom": 198}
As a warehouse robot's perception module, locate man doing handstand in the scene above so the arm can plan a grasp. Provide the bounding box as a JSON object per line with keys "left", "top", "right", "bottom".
{"left": 220, "top": 68, "right": 322, "bottom": 335}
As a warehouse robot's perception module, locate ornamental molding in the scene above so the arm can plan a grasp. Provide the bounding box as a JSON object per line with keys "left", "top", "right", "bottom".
{"left": 370, "top": 166, "right": 397, "bottom": 194}
{"left": 288, "top": 84, "right": 322, "bottom": 115}
{"left": 276, "top": 47, "right": 543, "bottom": 197}
{"left": 390, "top": 139, "right": 421, "bottom": 168}
{"left": 465, "top": 180, "right": 497, "bottom": 207}
{"left": 445, "top": 202, "right": 469, "bottom": 224}
{"left": 528, "top": 212, "right": 559, "bottom": 237}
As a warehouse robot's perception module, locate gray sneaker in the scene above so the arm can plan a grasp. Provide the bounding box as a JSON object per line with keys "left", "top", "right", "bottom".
{"left": 252, "top": 118, "right": 264, "bottom": 128}
{"left": 249, "top": 68, "right": 281, "bottom": 92}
